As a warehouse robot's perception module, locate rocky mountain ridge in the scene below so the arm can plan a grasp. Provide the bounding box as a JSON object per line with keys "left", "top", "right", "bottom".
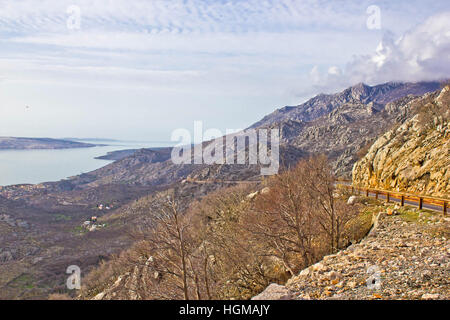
{"left": 353, "top": 85, "right": 449, "bottom": 197}
{"left": 251, "top": 81, "right": 443, "bottom": 176}
{"left": 251, "top": 81, "right": 441, "bottom": 128}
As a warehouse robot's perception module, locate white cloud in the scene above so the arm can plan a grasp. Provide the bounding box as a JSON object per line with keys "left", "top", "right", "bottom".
{"left": 328, "top": 66, "right": 342, "bottom": 76}
{"left": 0, "top": 0, "right": 367, "bottom": 35}
{"left": 1, "top": 1, "right": 449, "bottom": 139}
{"left": 306, "top": 11, "right": 450, "bottom": 94}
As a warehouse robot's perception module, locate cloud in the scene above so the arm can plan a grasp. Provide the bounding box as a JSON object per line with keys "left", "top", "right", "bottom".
{"left": 306, "top": 11, "right": 450, "bottom": 94}
{"left": 1, "top": 1, "right": 449, "bottom": 140}
{"left": 0, "top": 0, "right": 363, "bottom": 35}
{"left": 327, "top": 66, "right": 342, "bottom": 76}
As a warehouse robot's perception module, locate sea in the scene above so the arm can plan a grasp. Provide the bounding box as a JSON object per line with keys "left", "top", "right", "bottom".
{"left": 0, "top": 139, "right": 173, "bottom": 186}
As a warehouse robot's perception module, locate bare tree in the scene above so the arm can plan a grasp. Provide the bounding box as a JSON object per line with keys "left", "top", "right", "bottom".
{"left": 250, "top": 162, "right": 319, "bottom": 275}
{"left": 82, "top": 157, "right": 363, "bottom": 300}
{"left": 249, "top": 154, "right": 358, "bottom": 280}
{"left": 144, "top": 197, "right": 193, "bottom": 299}
{"left": 298, "top": 155, "right": 357, "bottom": 253}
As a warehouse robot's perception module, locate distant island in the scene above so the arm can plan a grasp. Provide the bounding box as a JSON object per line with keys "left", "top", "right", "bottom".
{"left": 95, "top": 148, "right": 138, "bottom": 160}
{"left": 95, "top": 147, "right": 172, "bottom": 161}
{"left": 63, "top": 137, "right": 120, "bottom": 143}
{"left": 0, "top": 137, "right": 101, "bottom": 150}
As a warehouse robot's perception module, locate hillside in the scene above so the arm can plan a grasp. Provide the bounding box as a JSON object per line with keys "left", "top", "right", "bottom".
{"left": 254, "top": 203, "right": 449, "bottom": 300}
{"left": 78, "top": 157, "right": 375, "bottom": 300}
{"left": 251, "top": 81, "right": 443, "bottom": 177}
{"left": 0, "top": 137, "right": 97, "bottom": 150}
{"left": 353, "top": 86, "right": 450, "bottom": 198}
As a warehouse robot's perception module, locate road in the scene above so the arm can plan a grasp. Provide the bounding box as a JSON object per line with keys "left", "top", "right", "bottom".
{"left": 347, "top": 187, "right": 447, "bottom": 214}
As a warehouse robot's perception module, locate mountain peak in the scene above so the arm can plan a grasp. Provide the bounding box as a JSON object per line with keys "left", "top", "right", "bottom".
{"left": 352, "top": 82, "right": 369, "bottom": 89}
{"left": 348, "top": 82, "right": 371, "bottom": 100}
{"left": 250, "top": 80, "right": 442, "bottom": 130}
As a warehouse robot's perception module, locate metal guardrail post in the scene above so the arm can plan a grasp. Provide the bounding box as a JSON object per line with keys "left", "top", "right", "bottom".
{"left": 336, "top": 182, "right": 447, "bottom": 214}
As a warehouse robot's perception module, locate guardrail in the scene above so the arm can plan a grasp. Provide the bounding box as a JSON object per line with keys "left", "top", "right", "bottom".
{"left": 337, "top": 183, "right": 448, "bottom": 215}
{"left": 186, "top": 178, "right": 448, "bottom": 215}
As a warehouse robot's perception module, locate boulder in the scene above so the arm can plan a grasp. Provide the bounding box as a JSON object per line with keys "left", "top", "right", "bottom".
{"left": 252, "top": 284, "right": 294, "bottom": 300}
{"left": 347, "top": 196, "right": 357, "bottom": 205}
{"left": 246, "top": 191, "right": 259, "bottom": 200}
{"left": 311, "top": 262, "right": 327, "bottom": 273}
{"left": 421, "top": 293, "right": 440, "bottom": 300}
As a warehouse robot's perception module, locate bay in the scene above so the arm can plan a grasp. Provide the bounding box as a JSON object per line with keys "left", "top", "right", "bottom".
{"left": 0, "top": 140, "right": 173, "bottom": 186}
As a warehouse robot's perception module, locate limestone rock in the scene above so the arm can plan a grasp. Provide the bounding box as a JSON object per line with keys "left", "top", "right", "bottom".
{"left": 421, "top": 293, "right": 440, "bottom": 300}
{"left": 353, "top": 86, "right": 450, "bottom": 197}
{"left": 347, "top": 196, "right": 357, "bottom": 205}
{"left": 252, "top": 284, "right": 294, "bottom": 300}
{"left": 282, "top": 214, "right": 450, "bottom": 300}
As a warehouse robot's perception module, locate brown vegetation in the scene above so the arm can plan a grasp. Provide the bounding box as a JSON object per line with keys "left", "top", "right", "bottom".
{"left": 81, "top": 156, "right": 368, "bottom": 300}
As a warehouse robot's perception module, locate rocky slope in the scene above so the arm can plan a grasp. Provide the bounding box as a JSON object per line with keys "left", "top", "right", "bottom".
{"left": 251, "top": 81, "right": 443, "bottom": 177}
{"left": 252, "top": 82, "right": 441, "bottom": 128}
{"left": 254, "top": 202, "right": 449, "bottom": 300}
{"left": 353, "top": 86, "right": 450, "bottom": 198}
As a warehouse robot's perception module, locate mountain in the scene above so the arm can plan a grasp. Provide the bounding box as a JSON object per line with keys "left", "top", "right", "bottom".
{"left": 353, "top": 85, "right": 449, "bottom": 197}
{"left": 74, "top": 80, "right": 443, "bottom": 187}
{"left": 251, "top": 81, "right": 442, "bottom": 129}
{"left": 247, "top": 81, "right": 442, "bottom": 177}
{"left": 16, "top": 81, "right": 442, "bottom": 193}
{"left": 0, "top": 137, "right": 97, "bottom": 150}
{"left": 2, "top": 81, "right": 443, "bottom": 201}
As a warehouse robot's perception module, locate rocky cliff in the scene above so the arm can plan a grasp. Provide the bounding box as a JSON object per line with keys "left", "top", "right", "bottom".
{"left": 252, "top": 81, "right": 443, "bottom": 177}
{"left": 254, "top": 205, "right": 450, "bottom": 300}
{"left": 353, "top": 86, "right": 450, "bottom": 198}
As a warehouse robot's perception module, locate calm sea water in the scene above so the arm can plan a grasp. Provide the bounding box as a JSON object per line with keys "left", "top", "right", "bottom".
{"left": 0, "top": 140, "right": 173, "bottom": 186}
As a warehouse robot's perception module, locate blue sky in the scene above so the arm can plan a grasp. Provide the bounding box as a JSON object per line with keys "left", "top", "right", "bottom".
{"left": 0, "top": 0, "right": 449, "bottom": 140}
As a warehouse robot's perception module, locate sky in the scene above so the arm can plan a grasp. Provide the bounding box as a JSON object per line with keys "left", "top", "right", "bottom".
{"left": 0, "top": 0, "right": 449, "bottom": 141}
